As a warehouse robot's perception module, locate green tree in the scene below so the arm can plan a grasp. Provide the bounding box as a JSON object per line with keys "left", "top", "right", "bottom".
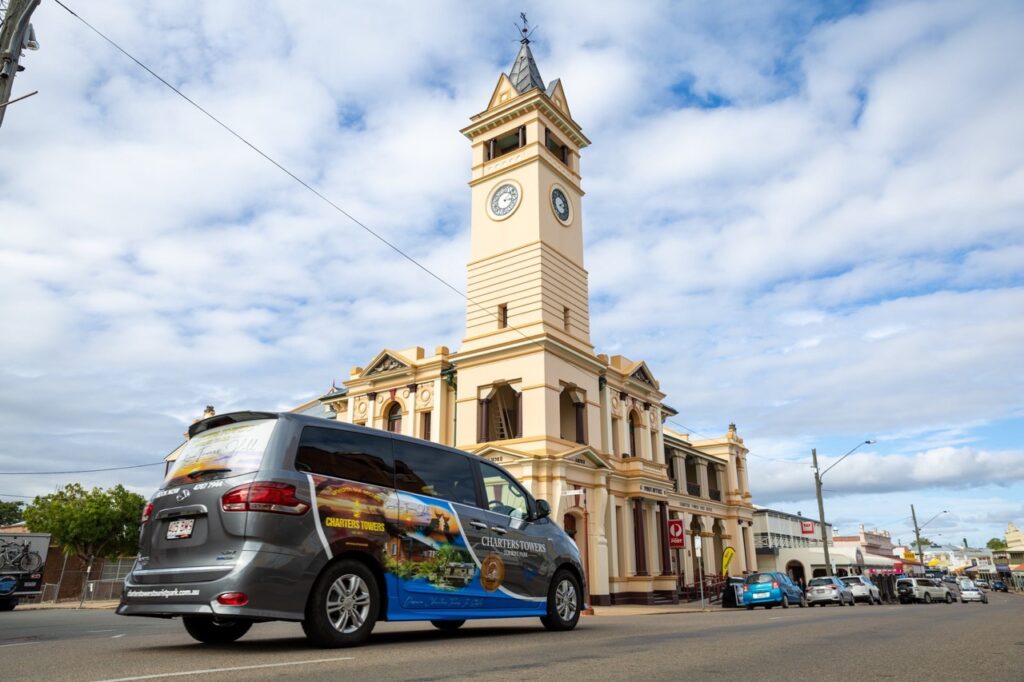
{"left": 0, "top": 500, "right": 24, "bottom": 526}
{"left": 916, "top": 536, "right": 933, "bottom": 547}
{"left": 23, "top": 484, "right": 145, "bottom": 561}
{"left": 986, "top": 537, "right": 1008, "bottom": 550}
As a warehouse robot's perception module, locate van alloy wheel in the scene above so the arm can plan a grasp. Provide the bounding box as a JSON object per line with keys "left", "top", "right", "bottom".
{"left": 302, "top": 559, "right": 380, "bottom": 648}
{"left": 540, "top": 569, "right": 581, "bottom": 631}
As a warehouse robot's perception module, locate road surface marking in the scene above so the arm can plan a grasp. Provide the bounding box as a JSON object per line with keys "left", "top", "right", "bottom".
{"left": 90, "top": 657, "right": 355, "bottom": 681}
{"left": 768, "top": 617, "right": 782, "bottom": 620}
{"left": 0, "top": 641, "right": 40, "bottom": 648}
{"left": 111, "top": 634, "right": 125, "bottom": 638}
{"left": 88, "top": 629, "right": 116, "bottom": 633}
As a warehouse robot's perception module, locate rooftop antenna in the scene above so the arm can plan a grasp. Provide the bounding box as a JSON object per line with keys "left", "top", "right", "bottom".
{"left": 514, "top": 12, "right": 537, "bottom": 44}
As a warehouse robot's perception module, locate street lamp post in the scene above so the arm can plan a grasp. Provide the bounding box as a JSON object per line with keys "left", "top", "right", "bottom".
{"left": 910, "top": 505, "right": 948, "bottom": 574}
{"left": 812, "top": 439, "right": 876, "bottom": 577}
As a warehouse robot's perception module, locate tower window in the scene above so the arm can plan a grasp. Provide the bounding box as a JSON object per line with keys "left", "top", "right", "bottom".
{"left": 545, "top": 128, "right": 569, "bottom": 166}
{"left": 487, "top": 126, "right": 525, "bottom": 161}
{"left": 563, "top": 306, "right": 570, "bottom": 331}
{"left": 498, "top": 304, "right": 508, "bottom": 329}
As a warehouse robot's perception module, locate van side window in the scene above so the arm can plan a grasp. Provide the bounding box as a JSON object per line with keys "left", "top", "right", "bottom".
{"left": 393, "top": 442, "right": 478, "bottom": 507}
{"left": 479, "top": 461, "right": 529, "bottom": 520}
{"left": 295, "top": 426, "right": 394, "bottom": 488}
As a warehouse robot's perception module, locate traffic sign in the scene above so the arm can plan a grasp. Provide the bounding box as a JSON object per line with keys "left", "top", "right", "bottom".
{"left": 667, "top": 519, "right": 685, "bottom": 549}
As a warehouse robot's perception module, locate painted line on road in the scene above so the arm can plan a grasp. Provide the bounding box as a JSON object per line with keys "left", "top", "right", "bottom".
{"left": 0, "top": 641, "right": 40, "bottom": 648}
{"left": 90, "top": 657, "right": 355, "bottom": 682}
{"left": 111, "top": 634, "right": 125, "bottom": 639}
{"left": 768, "top": 617, "right": 783, "bottom": 620}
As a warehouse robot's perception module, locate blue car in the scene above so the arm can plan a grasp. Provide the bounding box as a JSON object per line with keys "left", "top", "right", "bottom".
{"left": 743, "top": 572, "right": 806, "bottom": 609}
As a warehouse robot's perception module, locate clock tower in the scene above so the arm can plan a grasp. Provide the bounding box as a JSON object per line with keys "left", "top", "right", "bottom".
{"left": 457, "top": 35, "right": 592, "bottom": 357}
{"left": 452, "top": 33, "right": 606, "bottom": 464}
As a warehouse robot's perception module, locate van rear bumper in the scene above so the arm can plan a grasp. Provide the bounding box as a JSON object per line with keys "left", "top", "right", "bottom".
{"left": 117, "top": 549, "right": 316, "bottom": 622}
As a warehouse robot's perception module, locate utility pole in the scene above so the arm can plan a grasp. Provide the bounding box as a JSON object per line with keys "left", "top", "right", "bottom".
{"left": 0, "top": 0, "right": 41, "bottom": 129}
{"left": 812, "top": 448, "right": 834, "bottom": 576}
{"left": 911, "top": 504, "right": 923, "bottom": 575}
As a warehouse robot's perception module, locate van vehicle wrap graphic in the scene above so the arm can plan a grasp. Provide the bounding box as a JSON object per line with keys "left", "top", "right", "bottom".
{"left": 309, "top": 474, "right": 547, "bottom": 611}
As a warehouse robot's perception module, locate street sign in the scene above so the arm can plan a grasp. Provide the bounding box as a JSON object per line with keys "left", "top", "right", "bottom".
{"left": 800, "top": 520, "right": 815, "bottom": 535}
{"left": 667, "top": 519, "right": 685, "bottom": 549}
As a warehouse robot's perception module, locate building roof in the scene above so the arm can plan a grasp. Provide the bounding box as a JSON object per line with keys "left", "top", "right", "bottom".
{"left": 508, "top": 39, "right": 545, "bottom": 94}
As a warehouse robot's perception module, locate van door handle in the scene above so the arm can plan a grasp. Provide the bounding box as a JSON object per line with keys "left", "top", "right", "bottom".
{"left": 490, "top": 526, "right": 507, "bottom": 535}
{"left": 469, "top": 520, "right": 488, "bottom": 530}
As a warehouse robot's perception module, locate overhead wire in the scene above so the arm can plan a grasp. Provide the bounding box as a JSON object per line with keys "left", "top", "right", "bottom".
{"left": 0, "top": 461, "right": 165, "bottom": 475}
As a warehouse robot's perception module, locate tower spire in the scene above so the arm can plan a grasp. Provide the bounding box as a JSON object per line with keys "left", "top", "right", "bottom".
{"left": 508, "top": 13, "right": 544, "bottom": 94}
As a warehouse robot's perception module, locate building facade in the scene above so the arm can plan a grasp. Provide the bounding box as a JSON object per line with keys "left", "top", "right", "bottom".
{"left": 318, "top": 40, "right": 755, "bottom": 604}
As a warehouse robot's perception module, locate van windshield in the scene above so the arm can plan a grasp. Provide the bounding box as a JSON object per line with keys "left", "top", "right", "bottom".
{"left": 164, "top": 419, "right": 276, "bottom": 488}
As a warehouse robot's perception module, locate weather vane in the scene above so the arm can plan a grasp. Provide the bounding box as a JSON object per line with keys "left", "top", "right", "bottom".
{"left": 515, "top": 12, "right": 537, "bottom": 44}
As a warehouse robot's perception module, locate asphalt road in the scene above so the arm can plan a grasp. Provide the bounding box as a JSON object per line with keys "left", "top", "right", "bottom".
{"left": 2, "top": 594, "right": 1022, "bottom": 681}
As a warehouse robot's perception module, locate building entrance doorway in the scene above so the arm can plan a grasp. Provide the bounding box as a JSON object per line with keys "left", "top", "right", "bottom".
{"left": 786, "top": 560, "right": 806, "bottom": 591}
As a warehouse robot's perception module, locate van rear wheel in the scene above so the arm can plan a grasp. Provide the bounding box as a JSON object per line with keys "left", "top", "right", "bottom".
{"left": 302, "top": 559, "right": 379, "bottom": 648}
{"left": 540, "top": 569, "right": 581, "bottom": 631}
{"left": 182, "top": 616, "right": 252, "bottom": 644}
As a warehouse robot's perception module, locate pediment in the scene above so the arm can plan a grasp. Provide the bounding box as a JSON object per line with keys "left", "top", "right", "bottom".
{"left": 363, "top": 350, "right": 411, "bottom": 377}
{"left": 471, "top": 445, "right": 530, "bottom": 465}
{"left": 544, "top": 78, "right": 572, "bottom": 119}
{"left": 553, "top": 445, "right": 610, "bottom": 469}
{"left": 629, "top": 362, "right": 658, "bottom": 389}
{"left": 487, "top": 73, "right": 519, "bottom": 111}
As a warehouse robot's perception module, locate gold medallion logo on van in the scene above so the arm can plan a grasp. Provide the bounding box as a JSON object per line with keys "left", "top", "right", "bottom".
{"left": 480, "top": 553, "right": 505, "bottom": 592}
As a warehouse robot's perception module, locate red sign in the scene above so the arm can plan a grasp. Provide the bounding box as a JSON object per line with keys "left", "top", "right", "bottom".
{"left": 668, "top": 519, "right": 685, "bottom": 549}
{"left": 800, "top": 521, "right": 815, "bottom": 535}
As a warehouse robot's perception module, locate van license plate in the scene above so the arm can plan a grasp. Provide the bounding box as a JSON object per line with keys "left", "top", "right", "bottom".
{"left": 166, "top": 518, "right": 195, "bottom": 540}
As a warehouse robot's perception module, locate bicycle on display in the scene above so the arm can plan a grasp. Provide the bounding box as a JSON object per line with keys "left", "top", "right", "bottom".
{"left": 1, "top": 539, "right": 43, "bottom": 572}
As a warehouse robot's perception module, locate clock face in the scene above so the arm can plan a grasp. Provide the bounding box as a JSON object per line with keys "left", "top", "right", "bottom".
{"left": 490, "top": 183, "right": 520, "bottom": 218}
{"left": 551, "top": 188, "right": 571, "bottom": 223}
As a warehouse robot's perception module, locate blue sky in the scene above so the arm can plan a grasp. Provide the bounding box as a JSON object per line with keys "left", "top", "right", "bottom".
{"left": 1, "top": 0, "right": 1022, "bottom": 548}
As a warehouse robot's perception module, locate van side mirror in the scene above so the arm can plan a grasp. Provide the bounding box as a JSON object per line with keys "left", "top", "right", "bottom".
{"left": 535, "top": 499, "right": 551, "bottom": 519}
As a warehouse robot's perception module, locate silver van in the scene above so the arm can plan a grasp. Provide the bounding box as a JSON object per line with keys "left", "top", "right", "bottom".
{"left": 117, "top": 412, "right": 585, "bottom": 647}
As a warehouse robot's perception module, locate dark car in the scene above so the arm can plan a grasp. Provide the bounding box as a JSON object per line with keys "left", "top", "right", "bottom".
{"left": 743, "top": 571, "right": 806, "bottom": 609}
{"left": 990, "top": 580, "right": 1009, "bottom": 593}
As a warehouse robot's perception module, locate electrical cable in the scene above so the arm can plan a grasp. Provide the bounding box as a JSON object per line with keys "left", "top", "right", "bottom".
{"left": 53, "top": 0, "right": 538, "bottom": 351}
{"left": 0, "top": 461, "right": 164, "bottom": 475}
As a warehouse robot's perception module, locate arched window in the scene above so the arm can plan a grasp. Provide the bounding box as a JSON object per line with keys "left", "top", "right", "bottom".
{"left": 559, "top": 387, "right": 586, "bottom": 444}
{"left": 386, "top": 403, "right": 402, "bottom": 434}
{"left": 479, "top": 384, "right": 521, "bottom": 442}
{"left": 628, "top": 410, "right": 641, "bottom": 457}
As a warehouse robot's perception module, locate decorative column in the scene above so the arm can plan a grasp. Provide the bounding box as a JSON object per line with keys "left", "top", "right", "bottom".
{"left": 590, "top": 481, "right": 610, "bottom": 602}
{"left": 696, "top": 459, "right": 710, "bottom": 499}
{"left": 738, "top": 456, "right": 751, "bottom": 499}
{"left": 714, "top": 464, "right": 726, "bottom": 500}
{"left": 701, "top": 531, "right": 717, "bottom": 577}
{"left": 672, "top": 451, "right": 688, "bottom": 494}
{"left": 632, "top": 498, "right": 648, "bottom": 576}
{"left": 657, "top": 501, "right": 672, "bottom": 575}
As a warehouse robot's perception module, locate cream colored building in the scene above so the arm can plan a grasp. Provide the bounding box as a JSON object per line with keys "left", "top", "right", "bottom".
{"left": 313, "top": 39, "right": 755, "bottom": 605}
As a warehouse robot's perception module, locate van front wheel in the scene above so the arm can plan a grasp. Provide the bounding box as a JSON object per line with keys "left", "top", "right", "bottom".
{"left": 303, "top": 559, "right": 379, "bottom": 648}
{"left": 540, "top": 569, "right": 581, "bottom": 631}
{"left": 182, "top": 616, "right": 252, "bottom": 644}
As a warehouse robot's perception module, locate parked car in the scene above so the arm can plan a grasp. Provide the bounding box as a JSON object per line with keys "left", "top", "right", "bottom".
{"left": 958, "top": 580, "right": 988, "bottom": 604}
{"left": 742, "top": 571, "right": 806, "bottom": 609}
{"left": 974, "top": 579, "right": 989, "bottom": 588}
{"left": 806, "top": 577, "right": 855, "bottom": 606}
{"left": 941, "top": 575, "right": 958, "bottom": 585}
{"left": 841, "top": 575, "right": 882, "bottom": 604}
{"left": 990, "top": 580, "right": 1008, "bottom": 593}
{"left": 896, "top": 577, "right": 954, "bottom": 604}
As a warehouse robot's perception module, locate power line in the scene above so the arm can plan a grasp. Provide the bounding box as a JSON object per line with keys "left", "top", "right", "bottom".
{"left": 0, "top": 461, "right": 164, "bottom": 475}
{"left": 0, "top": 492, "right": 35, "bottom": 499}
{"left": 52, "top": 0, "right": 532, "bottom": 350}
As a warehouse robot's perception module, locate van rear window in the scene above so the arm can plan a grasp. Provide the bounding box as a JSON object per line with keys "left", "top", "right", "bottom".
{"left": 164, "top": 420, "right": 276, "bottom": 487}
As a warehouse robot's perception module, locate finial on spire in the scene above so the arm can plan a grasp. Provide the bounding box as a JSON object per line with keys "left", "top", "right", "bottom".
{"left": 515, "top": 12, "right": 536, "bottom": 44}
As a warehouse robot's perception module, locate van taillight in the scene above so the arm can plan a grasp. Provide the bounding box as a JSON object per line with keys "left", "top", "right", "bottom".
{"left": 141, "top": 502, "right": 154, "bottom": 523}
{"left": 221, "top": 482, "right": 309, "bottom": 515}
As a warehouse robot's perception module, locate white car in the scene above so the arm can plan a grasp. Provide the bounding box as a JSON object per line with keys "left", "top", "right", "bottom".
{"left": 958, "top": 580, "right": 988, "bottom": 604}
{"left": 896, "top": 577, "right": 954, "bottom": 604}
{"left": 841, "top": 575, "right": 882, "bottom": 604}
